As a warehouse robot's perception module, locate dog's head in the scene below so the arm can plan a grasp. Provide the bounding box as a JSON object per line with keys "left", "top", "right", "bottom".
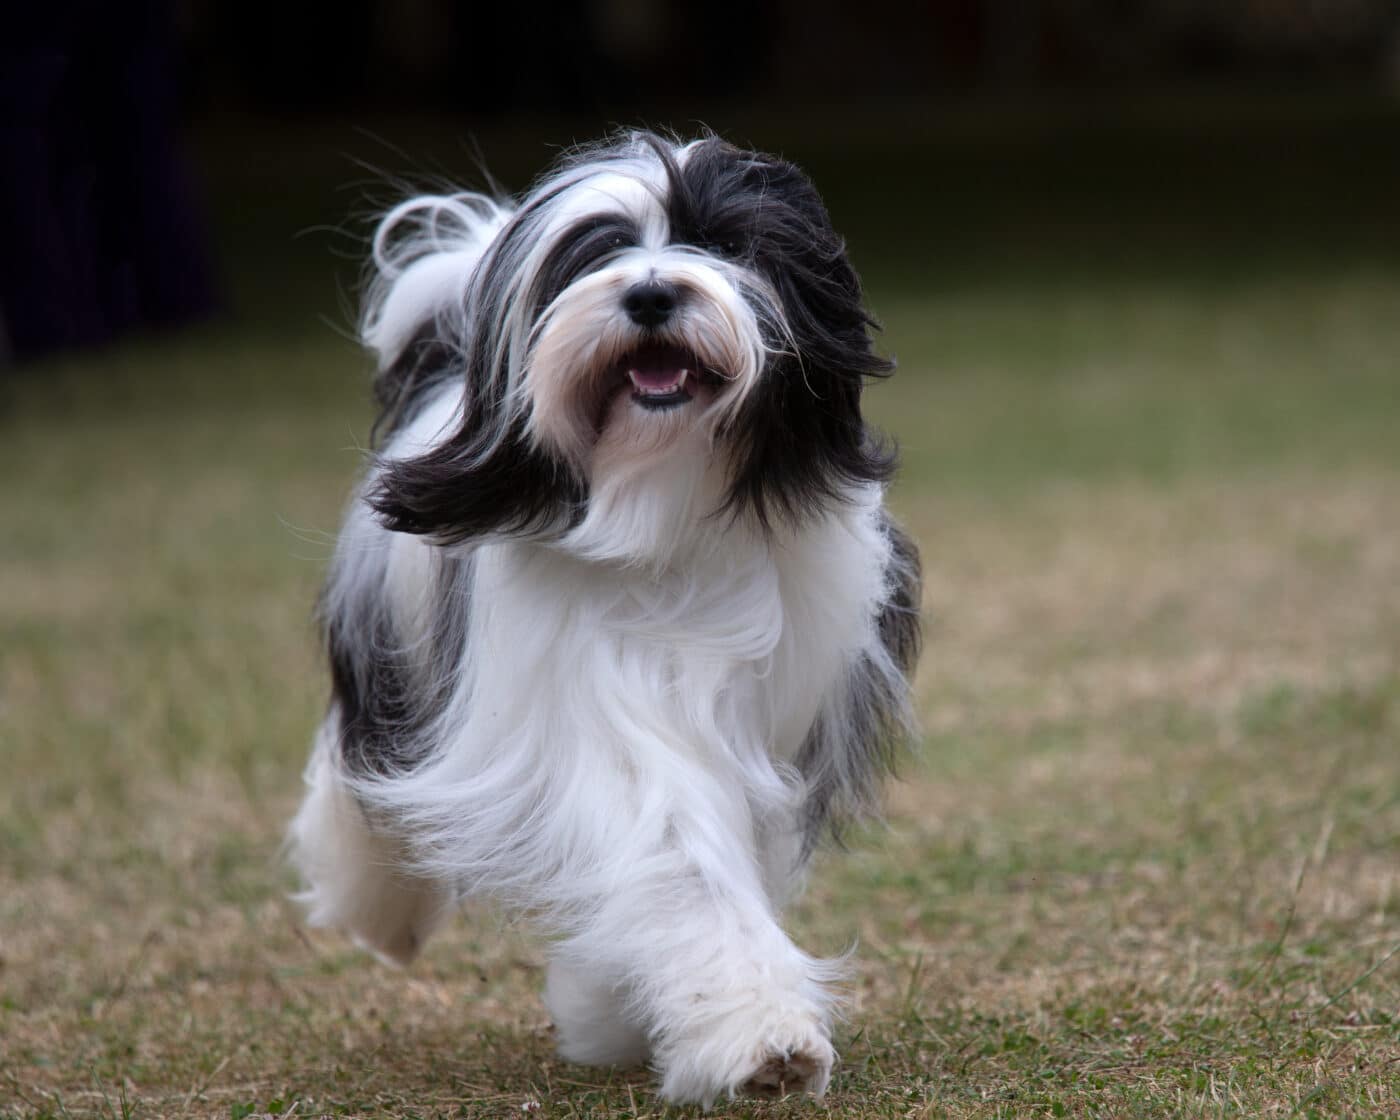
{"left": 364, "top": 131, "right": 894, "bottom": 558}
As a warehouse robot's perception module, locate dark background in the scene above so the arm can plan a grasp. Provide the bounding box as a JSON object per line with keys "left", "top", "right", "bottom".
{"left": 5, "top": 0, "right": 1400, "bottom": 362}
{"left": 181, "top": 0, "right": 1399, "bottom": 113}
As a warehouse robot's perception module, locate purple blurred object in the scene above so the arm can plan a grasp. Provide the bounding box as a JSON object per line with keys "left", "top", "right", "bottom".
{"left": 0, "top": 3, "right": 219, "bottom": 365}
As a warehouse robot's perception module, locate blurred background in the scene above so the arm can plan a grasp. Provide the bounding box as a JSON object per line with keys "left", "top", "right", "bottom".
{"left": 5, "top": 0, "right": 1400, "bottom": 360}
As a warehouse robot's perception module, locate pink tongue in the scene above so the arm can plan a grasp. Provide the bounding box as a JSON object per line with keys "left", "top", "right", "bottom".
{"left": 628, "top": 346, "right": 690, "bottom": 390}
{"left": 631, "top": 366, "right": 684, "bottom": 390}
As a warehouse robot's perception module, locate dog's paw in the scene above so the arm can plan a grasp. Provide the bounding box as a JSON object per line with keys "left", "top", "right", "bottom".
{"left": 739, "top": 1038, "right": 833, "bottom": 1099}
{"left": 656, "top": 1004, "right": 834, "bottom": 1105}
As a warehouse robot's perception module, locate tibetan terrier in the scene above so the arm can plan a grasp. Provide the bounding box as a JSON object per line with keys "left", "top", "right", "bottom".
{"left": 289, "top": 130, "right": 920, "bottom": 1104}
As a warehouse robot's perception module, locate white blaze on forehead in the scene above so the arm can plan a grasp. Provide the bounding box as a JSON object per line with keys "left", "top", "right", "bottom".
{"left": 538, "top": 165, "right": 671, "bottom": 249}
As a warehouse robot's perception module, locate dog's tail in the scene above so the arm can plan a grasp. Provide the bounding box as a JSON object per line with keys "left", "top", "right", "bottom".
{"left": 360, "top": 193, "right": 514, "bottom": 440}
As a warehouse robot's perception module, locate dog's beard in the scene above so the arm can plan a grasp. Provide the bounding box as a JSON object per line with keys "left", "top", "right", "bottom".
{"left": 562, "top": 415, "right": 725, "bottom": 569}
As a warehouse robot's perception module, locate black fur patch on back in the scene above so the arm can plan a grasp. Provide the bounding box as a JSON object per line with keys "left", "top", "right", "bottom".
{"left": 877, "top": 519, "right": 922, "bottom": 675}
{"left": 328, "top": 555, "right": 470, "bottom": 777}
{"left": 795, "top": 514, "right": 922, "bottom": 853}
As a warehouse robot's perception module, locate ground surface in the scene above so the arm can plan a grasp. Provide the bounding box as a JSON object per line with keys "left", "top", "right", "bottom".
{"left": 2, "top": 98, "right": 1398, "bottom": 1118}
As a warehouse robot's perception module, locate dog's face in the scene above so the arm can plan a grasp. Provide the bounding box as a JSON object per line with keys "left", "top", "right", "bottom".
{"left": 370, "top": 133, "right": 894, "bottom": 549}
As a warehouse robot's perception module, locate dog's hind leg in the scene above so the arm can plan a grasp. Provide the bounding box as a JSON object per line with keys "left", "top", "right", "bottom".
{"left": 287, "top": 724, "right": 452, "bottom": 967}
{"left": 545, "top": 956, "right": 651, "bottom": 1068}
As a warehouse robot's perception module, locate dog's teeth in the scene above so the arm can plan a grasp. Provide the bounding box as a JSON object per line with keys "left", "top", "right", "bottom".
{"left": 628, "top": 368, "right": 689, "bottom": 396}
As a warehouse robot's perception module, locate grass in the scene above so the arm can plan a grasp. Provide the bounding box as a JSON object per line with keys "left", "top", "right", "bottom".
{"left": 3, "top": 98, "right": 1399, "bottom": 1118}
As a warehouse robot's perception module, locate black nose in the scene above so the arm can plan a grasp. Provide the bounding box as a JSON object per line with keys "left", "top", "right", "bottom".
{"left": 622, "top": 281, "right": 679, "bottom": 328}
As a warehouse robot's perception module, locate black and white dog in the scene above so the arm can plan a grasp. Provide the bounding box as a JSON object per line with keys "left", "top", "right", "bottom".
{"left": 289, "top": 131, "right": 920, "bottom": 1104}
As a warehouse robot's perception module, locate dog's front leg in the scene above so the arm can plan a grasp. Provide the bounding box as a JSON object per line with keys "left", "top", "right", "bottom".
{"left": 553, "top": 809, "right": 837, "bottom": 1105}
{"left": 643, "top": 890, "right": 837, "bottom": 1105}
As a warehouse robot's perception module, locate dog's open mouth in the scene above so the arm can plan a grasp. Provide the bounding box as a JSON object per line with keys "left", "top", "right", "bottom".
{"left": 616, "top": 344, "right": 723, "bottom": 410}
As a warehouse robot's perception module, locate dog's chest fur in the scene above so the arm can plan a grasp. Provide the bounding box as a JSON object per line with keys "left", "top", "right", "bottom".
{"left": 460, "top": 493, "right": 889, "bottom": 776}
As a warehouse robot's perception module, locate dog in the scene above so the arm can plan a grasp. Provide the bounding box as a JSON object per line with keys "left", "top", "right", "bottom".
{"left": 288, "top": 130, "right": 920, "bottom": 1105}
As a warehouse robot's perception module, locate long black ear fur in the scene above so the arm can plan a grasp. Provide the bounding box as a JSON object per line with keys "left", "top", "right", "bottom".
{"left": 660, "top": 137, "right": 897, "bottom": 528}
{"left": 365, "top": 203, "right": 588, "bottom": 546}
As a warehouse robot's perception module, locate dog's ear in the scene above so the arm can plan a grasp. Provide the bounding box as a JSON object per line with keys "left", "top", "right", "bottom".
{"left": 364, "top": 210, "right": 588, "bottom": 546}
{"left": 368, "top": 409, "right": 585, "bottom": 545}
{"left": 366, "top": 308, "right": 586, "bottom": 545}
{"left": 668, "top": 139, "right": 897, "bottom": 527}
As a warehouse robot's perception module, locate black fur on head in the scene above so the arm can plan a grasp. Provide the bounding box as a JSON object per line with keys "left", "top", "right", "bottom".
{"left": 645, "top": 135, "right": 897, "bottom": 527}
